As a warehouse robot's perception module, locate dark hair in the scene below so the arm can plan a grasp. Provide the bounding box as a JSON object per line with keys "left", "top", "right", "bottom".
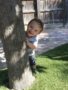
{"left": 28, "top": 18, "right": 43, "bottom": 33}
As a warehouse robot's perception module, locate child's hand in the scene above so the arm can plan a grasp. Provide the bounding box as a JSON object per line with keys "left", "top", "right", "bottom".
{"left": 27, "top": 41, "right": 36, "bottom": 49}
{"left": 26, "top": 38, "right": 37, "bottom": 49}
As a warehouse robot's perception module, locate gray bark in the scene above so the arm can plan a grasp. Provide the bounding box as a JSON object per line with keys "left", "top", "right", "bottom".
{"left": 0, "top": 0, "right": 35, "bottom": 90}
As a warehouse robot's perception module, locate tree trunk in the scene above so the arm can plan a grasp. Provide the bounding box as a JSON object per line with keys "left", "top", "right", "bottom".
{"left": 0, "top": 0, "right": 35, "bottom": 90}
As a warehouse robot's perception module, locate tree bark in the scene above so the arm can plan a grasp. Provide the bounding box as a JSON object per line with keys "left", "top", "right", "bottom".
{"left": 0, "top": 0, "right": 35, "bottom": 90}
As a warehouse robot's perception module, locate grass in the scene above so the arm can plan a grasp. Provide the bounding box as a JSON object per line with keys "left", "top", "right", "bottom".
{"left": 0, "top": 44, "right": 68, "bottom": 90}
{"left": 0, "top": 70, "right": 9, "bottom": 90}
{"left": 29, "top": 43, "right": 68, "bottom": 90}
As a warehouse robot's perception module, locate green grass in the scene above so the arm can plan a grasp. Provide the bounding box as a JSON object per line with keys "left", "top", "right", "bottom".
{"left": 0, "top": 70, "right": 9, "bottom": 90}
{"left": 29, "top": 44, "right": 68, "bottom": 90}
{"left": 0, "top": 44, "right": 68, "bottom": 90}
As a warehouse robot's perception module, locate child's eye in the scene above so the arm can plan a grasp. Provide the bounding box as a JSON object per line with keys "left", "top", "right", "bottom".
{"left": 30, "top": 26, "right": 33, "bottom": 28}
{"left": 35, "top": 30, "right": 37, "bottom": 32}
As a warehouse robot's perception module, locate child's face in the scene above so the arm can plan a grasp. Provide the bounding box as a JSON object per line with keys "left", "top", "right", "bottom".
{"left": 27, "top": 21, "right": 41, "bottom": 37}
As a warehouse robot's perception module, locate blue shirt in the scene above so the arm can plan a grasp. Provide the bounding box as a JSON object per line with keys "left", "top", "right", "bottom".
{"left": 27, "top": 36, "right": 38, "bottom": 57}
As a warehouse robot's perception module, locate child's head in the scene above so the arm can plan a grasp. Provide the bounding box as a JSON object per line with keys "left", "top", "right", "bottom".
{"left": 27, "top": 18, "right": 43, "bottom": 37}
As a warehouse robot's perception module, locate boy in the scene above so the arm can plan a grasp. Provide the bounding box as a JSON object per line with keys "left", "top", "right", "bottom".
{"left": 26, "top": 18, "right": 43, "bottom": 72}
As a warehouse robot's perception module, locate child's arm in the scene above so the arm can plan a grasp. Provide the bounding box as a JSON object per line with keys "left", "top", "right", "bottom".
{"left": 26, "top": 40, "right": 37, "bottom": 49}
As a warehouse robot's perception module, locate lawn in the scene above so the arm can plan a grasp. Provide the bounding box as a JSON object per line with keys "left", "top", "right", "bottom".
{"left": 0, "top": 70, "right": 9, "bottom": 90}
{"left": 29, "top": 43, "right": 68, "bottom": 90}
{"left": 0, "top": 44, "right": 68, "bottom": 90}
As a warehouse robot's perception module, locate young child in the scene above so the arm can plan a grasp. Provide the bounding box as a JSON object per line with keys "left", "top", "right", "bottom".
{"left": 26, "top": 18, "right": 43, "bottom": 72}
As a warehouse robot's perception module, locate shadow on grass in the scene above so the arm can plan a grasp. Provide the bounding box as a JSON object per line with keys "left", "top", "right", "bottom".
{"left": 62, "top": 63, "right": 68, "bottom": 79}
{"left": 36, "top": 65, "right": 47, "bottom": 73}
{"left": 41, "top": 43, "right": 68, "bottom": 61}
{"left": 0, "top": 69, "right": 9, "bottom": 88}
